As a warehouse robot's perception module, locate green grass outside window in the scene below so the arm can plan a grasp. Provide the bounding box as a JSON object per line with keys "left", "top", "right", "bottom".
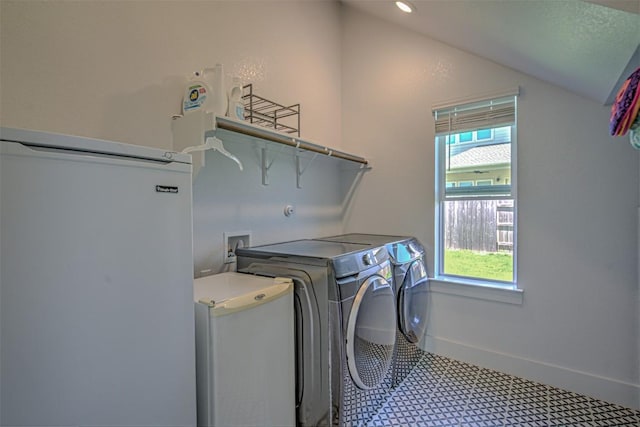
{"left": 444, "top": 249, "right": 513, "bottom": 282}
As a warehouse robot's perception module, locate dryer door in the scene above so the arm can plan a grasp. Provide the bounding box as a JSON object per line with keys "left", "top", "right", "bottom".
{"left": 398, "top": 259, "right": 429, "bottom": 344}
{"left": 346, "top": 275, "right": 396, "bottom": 389}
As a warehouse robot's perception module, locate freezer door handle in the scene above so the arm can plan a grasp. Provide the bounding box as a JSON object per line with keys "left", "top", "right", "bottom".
{"left": 3, "top": 140, "right": 180, "bottom": 167}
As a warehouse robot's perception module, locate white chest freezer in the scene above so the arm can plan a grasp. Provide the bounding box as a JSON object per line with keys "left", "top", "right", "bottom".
{"left": 194, "top": 272, "right": 295, "bottom": 427}
{"left": 1, "top": 127, "right": 196, "bottom": 426}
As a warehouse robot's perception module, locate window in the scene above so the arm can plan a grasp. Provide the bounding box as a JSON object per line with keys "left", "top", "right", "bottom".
{"left": 433, "top": 89, "right": 518, "bottom": 286}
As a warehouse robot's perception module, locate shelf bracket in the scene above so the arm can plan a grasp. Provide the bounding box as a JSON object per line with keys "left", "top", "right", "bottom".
{"left": 261, "top": 143, "right": 287, "bottom": 186}
{"left": 296, "top": 152, "right": 319, "bottom": 189}
{"left": 261, "top": 147, "right": 271, "bottom": 185}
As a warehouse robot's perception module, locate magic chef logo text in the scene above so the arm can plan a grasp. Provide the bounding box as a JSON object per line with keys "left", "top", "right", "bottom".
{"left": 156, "top": 185, "right": 179, "bottom": 194}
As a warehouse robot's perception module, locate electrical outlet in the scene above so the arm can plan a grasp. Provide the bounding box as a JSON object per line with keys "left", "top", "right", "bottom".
{"left": 223, "top": 231, "right": 251, "bottom": 264}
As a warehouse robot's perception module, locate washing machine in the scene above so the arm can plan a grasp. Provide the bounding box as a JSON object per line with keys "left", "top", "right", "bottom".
{"left": 317, "top": 234, "right": 429, "bottom": 387}
{"left": 236, "top": 239, "right": 397, "bottom": 427}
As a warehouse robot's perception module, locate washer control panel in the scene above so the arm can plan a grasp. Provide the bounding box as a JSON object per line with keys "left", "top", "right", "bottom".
{"left": 333, "top": 246, "right": 389, "bottom": 278}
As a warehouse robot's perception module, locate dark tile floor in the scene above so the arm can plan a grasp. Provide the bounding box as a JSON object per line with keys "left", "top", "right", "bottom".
{"left": 367, "top": 352, "right": 640, "bottom": 427}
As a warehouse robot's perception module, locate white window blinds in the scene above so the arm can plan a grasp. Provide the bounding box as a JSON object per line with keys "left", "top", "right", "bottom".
{"left": 433, "top": 90, "right": 518, "bottom": 135}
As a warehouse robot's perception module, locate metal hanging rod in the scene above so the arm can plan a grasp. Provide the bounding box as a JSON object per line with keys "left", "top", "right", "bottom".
{"left": 214, "top": 116, "right": 369, "bottom": 166}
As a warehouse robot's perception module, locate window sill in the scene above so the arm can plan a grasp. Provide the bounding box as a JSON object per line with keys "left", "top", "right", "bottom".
{"left": 430, "top": 277, "right": 523, "bottom": 305}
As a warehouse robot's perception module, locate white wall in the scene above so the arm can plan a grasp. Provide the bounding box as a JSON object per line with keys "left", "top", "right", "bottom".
{"left": 0, "top": 0, "right": 346, "bottom": 276}
{"left": 191, "top": 132, "right": 353, "bottom": 275}
{"left": 341, "top": 5, "right": 639, "bottom": 408}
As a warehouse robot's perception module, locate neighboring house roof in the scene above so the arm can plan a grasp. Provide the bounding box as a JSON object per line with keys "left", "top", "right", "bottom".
{"left": 450, "top": 143, "right": 510, "bottom": 169}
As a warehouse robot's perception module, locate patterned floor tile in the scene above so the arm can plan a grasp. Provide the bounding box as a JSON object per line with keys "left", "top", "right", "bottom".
{"left": 591, "top": 408, "right": 640, "bottom": 424}
{"left": 411, "top": 410, "right": 460, "bottom": 427}
{"left": 365, "top": 352, "right": 640, "bottom": 427}
{"left": 466, "top": 398, "right": 508, "bottom": 412}
{"left": 460, "top": 408, "right": 505, "bottom": 425}
{"left": 503, "top": 417, "right": 549, "bottom": 427}
{"left": 460, "top": 423, "right": 503, "bottom": 427}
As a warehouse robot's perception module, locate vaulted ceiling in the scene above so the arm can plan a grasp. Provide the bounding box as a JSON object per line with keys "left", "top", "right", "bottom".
{"left": 343, "top": 0, "right": 640, "bottom": 105}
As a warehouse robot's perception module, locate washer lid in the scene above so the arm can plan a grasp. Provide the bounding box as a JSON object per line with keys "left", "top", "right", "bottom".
{"left": 346, "top": 275, "right": 396, "bottom": 389}
{"left": 398, "top": 260, "right": 429, "bottom": 344}
{"left": 238, "top": 239, "right": 370, "bottom": 259}
{"left": 316, "top": 233, "right": 409, "bottom": 246}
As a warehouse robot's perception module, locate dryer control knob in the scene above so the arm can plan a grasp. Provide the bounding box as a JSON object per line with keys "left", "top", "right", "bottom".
{"left": 362, "top": 252, "right": 373, "bottom": 266}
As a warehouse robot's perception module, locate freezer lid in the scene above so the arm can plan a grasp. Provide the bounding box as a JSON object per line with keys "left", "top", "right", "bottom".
{"left": 0, "top": 127, "right": 191, "bottom": 164}
{"left": 194, "top": 272, "right": 293, "bottom": 316}
{"left": 209, "top": 282, "right": 292, "bottom": 317}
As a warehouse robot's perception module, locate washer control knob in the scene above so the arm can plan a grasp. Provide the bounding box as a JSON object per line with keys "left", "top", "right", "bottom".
{"left": 362, "top": 252, "right": 373, "bottom": 266}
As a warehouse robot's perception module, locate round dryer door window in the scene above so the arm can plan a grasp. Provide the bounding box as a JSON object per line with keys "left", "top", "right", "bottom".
{"left": 346, "top": 275, "right": 396, "bottom": 389}
{"left": 398, "top": 259, "right": 429, "bottom": 344}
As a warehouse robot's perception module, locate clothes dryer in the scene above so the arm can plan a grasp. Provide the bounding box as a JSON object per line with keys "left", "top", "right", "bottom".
{"left": 236, "top": 240, "right": 397, "bottom": 427}
{"left": 317, "top": 234, "right": 429, "bottom": 387}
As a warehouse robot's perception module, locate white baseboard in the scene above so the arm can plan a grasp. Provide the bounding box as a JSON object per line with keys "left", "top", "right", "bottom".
{"left": 422, "top": 335, "right": 640, "bottom": 410}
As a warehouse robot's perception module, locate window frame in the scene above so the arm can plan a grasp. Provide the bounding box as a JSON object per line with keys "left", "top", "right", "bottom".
{"left": 433, "top": 92, "right": 519, "bottom": 290}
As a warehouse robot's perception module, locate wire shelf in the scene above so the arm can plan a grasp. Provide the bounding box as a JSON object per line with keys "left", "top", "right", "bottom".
{"left": 242, "top": 84, "right": 300, "bottom": 136}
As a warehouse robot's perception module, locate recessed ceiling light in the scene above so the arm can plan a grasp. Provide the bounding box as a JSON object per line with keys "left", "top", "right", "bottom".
{"left": 395, "top": 1, "right": 414, "bottom": 13}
